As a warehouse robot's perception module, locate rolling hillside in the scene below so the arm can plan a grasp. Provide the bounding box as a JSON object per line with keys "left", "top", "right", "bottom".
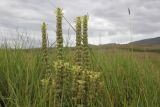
{"left": 130, "top": 37, "right": 160, "bottom": 45}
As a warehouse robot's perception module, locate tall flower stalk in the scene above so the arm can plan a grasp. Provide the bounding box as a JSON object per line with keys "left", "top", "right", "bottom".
{"left": 56, "top": 8, "right": 64, "bottom": 61}
{"left": 41, "top": 22, "right": 50, "bottom": 77}
{"left": 82, "top": 15, "right": 91, "bottom": 107}
{"left": 55, "top": 7, "right": 64, "bottom": 106}
{"left": 82, "top": 15, "right": 90, "bottom": 70}
{"left": 75, "top": 17, "right": 82, "bottom": 66}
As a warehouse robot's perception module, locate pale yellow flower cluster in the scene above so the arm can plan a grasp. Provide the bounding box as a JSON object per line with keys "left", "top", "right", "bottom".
{"left": 41, "top": 60, "right": 104, "bottom": 107}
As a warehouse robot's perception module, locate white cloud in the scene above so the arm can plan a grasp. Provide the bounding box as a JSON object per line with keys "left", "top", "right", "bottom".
{"left": 0, "top": 0, "right": 160, "bottom": 47}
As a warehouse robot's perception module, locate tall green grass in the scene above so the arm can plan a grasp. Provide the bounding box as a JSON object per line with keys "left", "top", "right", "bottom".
{"left": 0, "top": 47, "right": 159, "bottom": 107}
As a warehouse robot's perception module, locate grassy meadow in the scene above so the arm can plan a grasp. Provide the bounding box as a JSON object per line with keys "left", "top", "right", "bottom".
{"left": 0, "top": 45, "right": 160, "bottom": 107}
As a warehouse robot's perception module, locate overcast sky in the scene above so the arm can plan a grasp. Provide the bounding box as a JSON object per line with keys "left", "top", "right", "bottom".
{"left": 0, "top": 0, "right": 160, "bottom": 47}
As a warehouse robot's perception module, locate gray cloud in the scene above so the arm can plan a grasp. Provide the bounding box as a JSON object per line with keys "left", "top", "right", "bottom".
{"left": 0, "top": 0, "right": 160, "bottom": 46}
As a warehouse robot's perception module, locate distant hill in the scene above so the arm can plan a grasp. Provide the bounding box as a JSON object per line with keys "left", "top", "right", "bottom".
{"left": 88, "top": 37, "right": 160, "bottom": 53}
{"left": 130, "top": 37, "right": 160, "bottom": 45}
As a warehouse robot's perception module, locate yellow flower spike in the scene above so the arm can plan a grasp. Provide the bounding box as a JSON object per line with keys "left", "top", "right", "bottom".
{"left": 56, "top": 7, "right": 64, "bottom": 60}
{"left": 41, "top": 22, "right": 51, "bottom": 76}
{"left": 75, "top": 16, "right": 82, "bottom": 66}
{"left": 82, "top": 15, "right": 90, "bottom": 70}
